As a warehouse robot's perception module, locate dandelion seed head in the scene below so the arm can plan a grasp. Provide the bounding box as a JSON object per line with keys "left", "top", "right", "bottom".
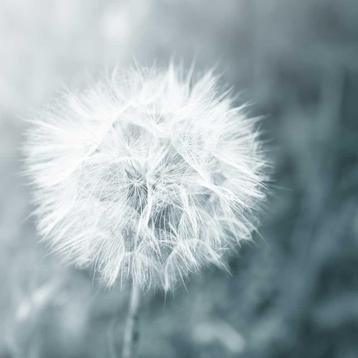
{"left": 25, "top": 65, "right": 266, "bottom": 290}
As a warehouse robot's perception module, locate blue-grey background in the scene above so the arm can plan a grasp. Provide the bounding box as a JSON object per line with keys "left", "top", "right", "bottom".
{"left": 1, "top": 1, "right": 357, "bottom": 357}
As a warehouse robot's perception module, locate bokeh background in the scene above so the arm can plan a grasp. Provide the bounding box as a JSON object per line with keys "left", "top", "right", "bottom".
{"left": 1, "top": 0, "right": 358, "bottom": 357}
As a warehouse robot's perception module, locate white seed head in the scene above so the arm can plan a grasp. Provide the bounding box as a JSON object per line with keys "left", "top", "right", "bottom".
{"left": 25, "top": 65, "right": 266, "bottom": 290}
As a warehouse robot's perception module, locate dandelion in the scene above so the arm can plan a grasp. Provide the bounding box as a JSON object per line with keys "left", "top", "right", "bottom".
{"left": 25, "top": 64, "right": 266, "bottom": 357}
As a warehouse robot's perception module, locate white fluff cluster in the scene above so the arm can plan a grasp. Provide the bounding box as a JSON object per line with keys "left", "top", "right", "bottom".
{"left": 25, "top": 66, "right": 266, "bottom": 290}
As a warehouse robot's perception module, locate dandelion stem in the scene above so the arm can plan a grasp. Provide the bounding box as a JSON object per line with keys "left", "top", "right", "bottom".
{"left": 122, "top": 282, "right": 141, "bottom": 358}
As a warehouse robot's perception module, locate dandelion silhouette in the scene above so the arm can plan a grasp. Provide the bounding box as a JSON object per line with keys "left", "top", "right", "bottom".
{"left": 25, "top": 65, "right": 266, "bottom": 357}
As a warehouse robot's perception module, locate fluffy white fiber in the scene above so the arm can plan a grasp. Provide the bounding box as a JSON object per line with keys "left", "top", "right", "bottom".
{"left": 25, "top": 65, "right": 266, "bottom": 290}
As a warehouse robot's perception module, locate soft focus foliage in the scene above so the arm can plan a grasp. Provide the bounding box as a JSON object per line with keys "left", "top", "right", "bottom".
{"left": 25, "top": 67, "right": 265, "bottom": 290}
{"left": 1, "top": 0, "right": 358, "bottom": 357}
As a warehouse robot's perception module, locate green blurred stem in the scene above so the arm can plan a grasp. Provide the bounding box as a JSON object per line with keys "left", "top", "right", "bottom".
{"left": 122, "top": 282, "right": 141, "bottom": 358}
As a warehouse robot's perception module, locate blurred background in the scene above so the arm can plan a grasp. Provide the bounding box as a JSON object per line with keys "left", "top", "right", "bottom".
{"left": 1, "top": 0, "right": 358, "bottom": 357}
